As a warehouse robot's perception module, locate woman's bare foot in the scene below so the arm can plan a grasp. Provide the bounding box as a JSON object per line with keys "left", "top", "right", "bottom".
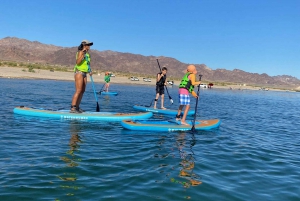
{"left": 161, "top": 107, "right": 167, "bottom": 110}
{"left": 181, "top": 121, "right": 189, "bottom": 126}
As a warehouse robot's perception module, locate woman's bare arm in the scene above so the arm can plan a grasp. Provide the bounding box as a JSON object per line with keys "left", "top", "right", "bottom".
{"left": 76, "top": 50, "right": 86, "bottom": 65}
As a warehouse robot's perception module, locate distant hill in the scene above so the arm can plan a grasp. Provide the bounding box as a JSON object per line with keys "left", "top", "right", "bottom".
{"left": 1, "top": 37, "right": 300, "bottom": 89}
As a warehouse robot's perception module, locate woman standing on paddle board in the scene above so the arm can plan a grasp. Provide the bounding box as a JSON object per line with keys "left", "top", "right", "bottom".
{"left": 70, "top": 40, "right": 93, "bottom": 113}
{"left": 176, "top": 65, "right": 200, "bottom": 125}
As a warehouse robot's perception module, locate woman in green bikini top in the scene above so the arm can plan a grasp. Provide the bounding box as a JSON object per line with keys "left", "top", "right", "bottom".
{"left": 70, "top": 39, "right": 93, "bottom": 113}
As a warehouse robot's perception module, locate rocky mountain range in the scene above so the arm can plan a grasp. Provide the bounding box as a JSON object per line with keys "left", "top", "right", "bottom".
{"left": 1, "top": 37, "right": 299, "bottom": 89}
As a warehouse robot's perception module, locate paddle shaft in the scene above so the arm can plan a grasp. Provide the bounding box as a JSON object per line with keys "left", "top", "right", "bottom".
{"left": 147, "top": 99, "right": 154, "bottom": 107}
{"left": 191, "top": 75, "right": 202, "bottom": 132}
{"left": 100, "top": 83, "right": 106, "bottom": 92}
{"left": 98, "top": 83, "right": 106, "bottom": 94}
{"left": 156, "top": 59, "right": 173, "bottom": 104}
{"left": 85, "top": 53, "right": 100, "bottom": 112}
{"left": 90, "top": 75, "right": 100, "bottom": 112}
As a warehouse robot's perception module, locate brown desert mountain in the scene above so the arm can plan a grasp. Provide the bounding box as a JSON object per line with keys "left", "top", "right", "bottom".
{"left": 1, "top": 37, "right": 299, "bottom": 89}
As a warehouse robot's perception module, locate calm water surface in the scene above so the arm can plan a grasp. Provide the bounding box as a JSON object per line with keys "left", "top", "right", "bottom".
{"left": 0, "top": 78, "right": 299, "bottom": 201}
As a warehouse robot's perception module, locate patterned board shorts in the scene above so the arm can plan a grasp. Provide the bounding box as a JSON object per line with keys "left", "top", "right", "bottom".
{"left": 75, "top": 70, "right": 87, "bottom": 78}
{"left": 179, "top": 94, "right": 190, "bottom": 105}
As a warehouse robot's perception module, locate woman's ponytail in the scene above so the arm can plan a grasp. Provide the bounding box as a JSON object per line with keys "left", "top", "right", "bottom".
{"left": 78, "top": 43, "right": 83, "bottom": 51}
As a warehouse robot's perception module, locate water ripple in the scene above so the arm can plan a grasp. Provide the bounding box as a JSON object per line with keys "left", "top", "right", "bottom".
{"left": 0, "top": 79, "right": 299, "bottom": 200}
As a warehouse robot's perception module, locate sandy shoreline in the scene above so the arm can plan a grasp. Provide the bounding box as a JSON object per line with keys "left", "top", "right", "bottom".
{"left": 0, "top": 66, "right": 158, "bottom": 86}
{"left": 0, "top": 66, "right": 294, "bottom": 92}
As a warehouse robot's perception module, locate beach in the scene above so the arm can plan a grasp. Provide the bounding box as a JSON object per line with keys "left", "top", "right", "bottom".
{"left": 0, "top": 66, "right": 289, "bottom": 91}
{"left": 0, "top": 66, "right": 157, "bottom": 86}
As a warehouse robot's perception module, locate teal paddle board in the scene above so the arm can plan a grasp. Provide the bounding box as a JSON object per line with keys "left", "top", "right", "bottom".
{"left": 13, "top": 106, "right": 152, "bottom": 121}
{"left": 121, "top": 119, "right": 221, "bottom": 131}
{"left": 98, "top": 91, "right": 118, "bottom": 96}
{"left": 133, "top": 105, "right": 195, "bottom": 116}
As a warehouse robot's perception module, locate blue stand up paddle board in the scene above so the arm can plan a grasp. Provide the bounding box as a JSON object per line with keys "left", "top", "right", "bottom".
{"left": 121, "top": 119, "right": 221, "bottom": 132}
{"left": 98, "top": 91, "right": 118, "bottom": 96}
{"left": 133, "top": 105, "right": 195, "bottom": 116}
{"left": 13, "top": 106, "right": 152, "bottom": 121}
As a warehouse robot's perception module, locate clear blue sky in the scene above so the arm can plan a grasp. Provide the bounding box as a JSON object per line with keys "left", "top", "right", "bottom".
{"left": 1, "top": 0, "right": 299, "bottom": 78}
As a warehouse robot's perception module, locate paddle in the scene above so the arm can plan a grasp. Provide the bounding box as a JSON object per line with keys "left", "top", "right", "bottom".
{"left": 98, "top": 83, "right": 106, "bottom": 94}
{"left": 145, "top": 99, "right": 154, "bottom": 107}
{"left": 156, "top": 59, "right": 173, "bottom": 104}
{"left": 85, "top": 52, "right": 100, "bottom": 112}
{"left": 90, "top": 75, "right": 100, "bottom": 112}
{"left": 191, "top": 74, "right": 203, "bottom": 132}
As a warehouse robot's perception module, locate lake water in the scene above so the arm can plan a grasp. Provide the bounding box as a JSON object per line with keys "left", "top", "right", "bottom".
{"left": 0, "top": 78, "right": 299, "bottom": 201}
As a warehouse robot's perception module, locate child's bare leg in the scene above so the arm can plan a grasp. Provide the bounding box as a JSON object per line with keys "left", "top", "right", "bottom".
{"left": 177, "top": 105, "right": 184, "bottom": 116}
{"left": 106, "top": 83, "right": 110, "bottom": 92}
{"left": 181, "top": 105, "right": 190, "bottom": 125}
{"left": 154, "top": 93, "right": 159, "bottom": 109}
{"left": 161, "top": 94, "right": 165, "bottom": 109}
{"left": 176, "top": 105, "right": 184, "bottom": 120}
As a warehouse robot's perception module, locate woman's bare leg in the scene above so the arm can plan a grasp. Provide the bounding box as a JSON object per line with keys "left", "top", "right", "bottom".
{"left": 76, "top": 76, "right": 87, "bottom": 108}
{"left": 71, "top": 73, "right": 87, "bottom": 110}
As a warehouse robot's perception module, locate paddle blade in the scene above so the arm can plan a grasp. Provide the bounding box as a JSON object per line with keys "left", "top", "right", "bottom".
{"left": 146, "top": 99, "right": 154, "bottom": 107}
{"left": 96, "top": 102, "right": 100, "bottom": 112}
{"left": 191, "top": 126, "right": 196, "bottom": 133}
{"left": 170, "top": 98, "right": 174, "bottom": 104}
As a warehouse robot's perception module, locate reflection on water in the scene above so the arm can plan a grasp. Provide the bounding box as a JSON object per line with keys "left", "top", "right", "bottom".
{"left": 103, "top": 95, "right": 111, "bottom": 105}
{"left": 154, "top": 132, "right": 202, "bottom": 200}
{"left": 172, "top": 132, "right": 202, "bottom": 190}
{"left": 57, "top": 121, "right": 83, "bottom": 199}
{"left": 2, "top": 79, "right": 300, "bottom": 200}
